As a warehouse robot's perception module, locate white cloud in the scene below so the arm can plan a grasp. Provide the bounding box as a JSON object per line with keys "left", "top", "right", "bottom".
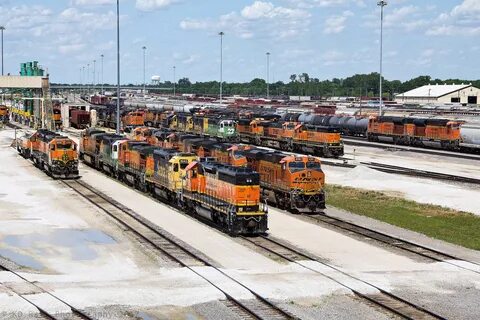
{"left": 71, "top": 0, "right": 115, "bottom": 5}
{"left": 135, "top": 0, "right": 178, "bottom": 11}
{"left": 323, "top": 11, "right": 353, "bottom": 34}
{"left": 59, "top": 43, "right": 86, "bottom": 54}
{"left": 451, "top": 0, "right": 480, "bottom": 17}
{"left": 427, "top": 0, "right": 480, "bottom": 36}
{"left": 180, "top": 1, "right": 310, "bottom": 39}
{"left": 288, "top": 0, "right": 365, "bottom": 9}
{"left": 321, "top": 50, "right": 346, "bottom": 66}
{"left": 182, "top": 54, "right": 199, "bottom": 65}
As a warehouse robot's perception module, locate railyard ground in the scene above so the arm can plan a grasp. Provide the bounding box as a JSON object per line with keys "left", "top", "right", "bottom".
{"left": 326, "top": 184, "right": 480, "bottom": 250}
{"left": 1, "top": 126, "right": 480, "bottom": 319}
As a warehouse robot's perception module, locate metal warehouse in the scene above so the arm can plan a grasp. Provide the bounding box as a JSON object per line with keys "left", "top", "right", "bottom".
{"left": 395, "top": 84, "right": 480, "bottom": 105}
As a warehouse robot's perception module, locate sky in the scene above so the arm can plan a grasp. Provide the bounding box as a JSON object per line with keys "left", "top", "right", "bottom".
{"left": 0, "top": 0, "right": 479, "bottom": 84}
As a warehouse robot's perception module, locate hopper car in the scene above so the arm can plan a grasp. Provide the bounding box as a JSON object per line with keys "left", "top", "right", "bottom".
{"left": 17, "top": 129, "right": 79, "bottom": 178}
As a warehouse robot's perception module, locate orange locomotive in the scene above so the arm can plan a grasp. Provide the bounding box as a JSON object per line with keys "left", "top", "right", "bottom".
{"left": 244, "top": 149, "right": 325, "bottom": 213}
{"left": 181, "top": 158, "right": 268, "bottom": 234}
{"left": 0, "top": 105, "right": 9, "bottom": 123}
{"left": 17, "top": 129, "right": 79, "bottom": 178}
{"left": 237, "top": 119, "right": 344, "bottom": 158}
{"left": 122, "top": 110, "right": 145, "bottom": 129}
{"left": 368, "top": 116, "right": 463, "bottom": 149}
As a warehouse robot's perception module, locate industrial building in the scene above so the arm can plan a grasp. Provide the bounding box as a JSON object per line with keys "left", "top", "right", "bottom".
{"left": 395, "top": 84, "right": 480, "bottom": 105}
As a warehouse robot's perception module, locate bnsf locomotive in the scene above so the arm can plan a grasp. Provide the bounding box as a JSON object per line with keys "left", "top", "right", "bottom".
{"left": 130, "top": 128, "right": 327, "bottom": 213}
{"left": 17, "top": 129, "right": 79, "bottom": 179}
{"left": 96, "top": 108, "right": 344, "bottom": 158}
{"left": 80, "top": 128, "right": 268, "bottom": 235}
{"left": 0, "top": 106, "right": 9, "bottom": 123}
{"left": 367, "top": 116, "right": 463, "bottom": 150}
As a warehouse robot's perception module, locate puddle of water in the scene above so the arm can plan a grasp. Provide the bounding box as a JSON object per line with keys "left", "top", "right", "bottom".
{"left": 136, "top": 312, "right": 156, "bottom": 320}
{"left": 3, "top": 229, "right": 116, "bottom": 261}
{"left": 0, "top": 248, "right": 44, "bottom": 270}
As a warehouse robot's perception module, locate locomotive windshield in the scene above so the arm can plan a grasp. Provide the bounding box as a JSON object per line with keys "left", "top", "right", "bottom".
{"left": 56, "top": 142, "right": 73, "bottom": 150}
{"left": 288, "top": 161, "right": 305, "bottom": 173}
{"left": 306, "top": 161, "right": 322, "bottom": 171}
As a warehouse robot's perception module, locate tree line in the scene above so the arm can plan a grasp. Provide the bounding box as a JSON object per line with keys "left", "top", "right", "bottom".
{"left": 58, "top": 73, "right": 480, "bottom": 99}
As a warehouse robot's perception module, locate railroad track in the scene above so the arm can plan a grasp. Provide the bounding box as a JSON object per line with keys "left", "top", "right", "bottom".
{"left": 343, "top": 137, "right": 480, "bottom": 161}
{"left": 302, "top": 213, "right": 480, "bottom": 275}
{"left": 320, "top": 159, "right": 480, "bottom": 185}
{"left": 61, "top": 179, "right": 297, "bottom": 320}
{"left": 360, "top": 161, "right": 480, "bottom": 185}
{"left": 240, "top": 235, "right": 447, "bottom": 320}
{"left": 0, "top": 263, "right": 94, "bottom": 320}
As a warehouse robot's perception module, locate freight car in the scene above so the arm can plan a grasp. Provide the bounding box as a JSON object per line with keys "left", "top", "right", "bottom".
{"left": 17, "top": 129, "right": 79, "bottom": 178}
{"left": 70, "top": 109, "right": 91, "bottom": 129}
{"left": 460, "top": 124, "right": 480, "bottom": 152}
{"left": 367, "top": 116, "right": 463, "bottom": 150}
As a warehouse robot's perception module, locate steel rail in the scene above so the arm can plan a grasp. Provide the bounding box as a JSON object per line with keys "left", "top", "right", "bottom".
{"left": 61, "top": 179, "right": 297, "bottom": 320}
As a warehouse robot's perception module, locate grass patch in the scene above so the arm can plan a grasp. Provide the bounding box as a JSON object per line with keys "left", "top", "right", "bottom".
{"left": 325, "top": 184, "right": 480, "bottom": 251}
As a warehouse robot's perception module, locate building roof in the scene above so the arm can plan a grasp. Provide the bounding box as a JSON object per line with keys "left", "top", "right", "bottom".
{"left": 397, "top": 84, "right": 472, "bottom": 98}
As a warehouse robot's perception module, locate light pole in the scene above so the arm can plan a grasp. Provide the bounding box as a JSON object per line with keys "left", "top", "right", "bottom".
{"left": 0, "top": 26, "right": 5, "bottom": 76}
{"left": 82, "top": 66, "right": 85, "bottom": 95}
{"left": 87, "top": 63, "right": 90, "bottom": 96}
{"left": 116, "top": 0, "right": 121, "bottom": 134}
{"left": 142, "top": 46, "right": 146, "bottom": 94}
{"left": 266, "top": 52, "right": 270, "bottom": 99}
{"left": 101, "top": 54, "right": 104, "bottom": 95}
{"left": 378, "top": 0, "right": 387, "bottom": 116}
{"left": 93, "top": 59, "right": 96, "bottom": 92}
{"left": 219, "top": 31, "right": 224, "bottom": 104}
{"left": 173, "top": 66, "right": 176, "bottom": 96}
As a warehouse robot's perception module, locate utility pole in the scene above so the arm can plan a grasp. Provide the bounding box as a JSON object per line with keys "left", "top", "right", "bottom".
{"left": 116, "top": 0, "right": 121, "bottom": 134}
{"left": 0, "top": 26, "right": 5, "bottom": 75}
{"left": 266, "top": 52, "right": 270, "bottom": 99}
{"left": 219, "top": 31, "right": 224, "bottom": 104}
{"left": 378, "top": 0, "right": 387, "bottom": 116}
